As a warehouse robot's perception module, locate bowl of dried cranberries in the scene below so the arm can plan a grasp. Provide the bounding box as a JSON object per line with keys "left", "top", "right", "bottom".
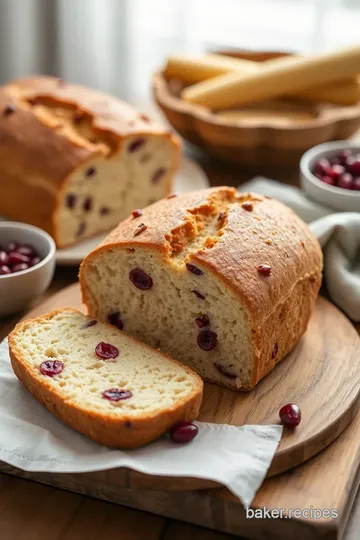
{"left": 0, "top": 222, "right": 56, "bottom": 317}
{"left": 300, "top": 141, "right": 360, "bottom": 212}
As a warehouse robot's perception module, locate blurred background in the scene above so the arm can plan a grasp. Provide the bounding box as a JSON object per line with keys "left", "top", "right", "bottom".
{"left": 1, "top": 0, "right": 360, "bottom": 104}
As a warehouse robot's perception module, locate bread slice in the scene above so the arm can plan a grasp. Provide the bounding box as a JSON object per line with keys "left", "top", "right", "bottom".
{"left": 80, "top": 187, "right": 323, "bottom": 391}
{"left": 8, "top": 308, "right": 203, "bottom": 448}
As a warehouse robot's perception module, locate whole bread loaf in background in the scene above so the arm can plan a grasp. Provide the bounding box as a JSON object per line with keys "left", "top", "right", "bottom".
{"left": 9, "top": 308, "right": 202, "bottom": 448}
{"left": 80, "top": 187, "right": 323, "bottom": 391}
{"left": 0, "top": 76, "right": 179, "bottom": 248}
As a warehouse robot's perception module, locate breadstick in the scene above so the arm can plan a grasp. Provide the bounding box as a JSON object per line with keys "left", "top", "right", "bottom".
{"left": 165, "top": 54, "right": 257, "bottom": 83}
{"left": 182, "top": 46, "right": 360, "bottom": 109}
{"left": 166, "top": 54, "right": 360, "bottom": 105}
{"left": 298, "top": 79, "right": 359, "bottom": 105}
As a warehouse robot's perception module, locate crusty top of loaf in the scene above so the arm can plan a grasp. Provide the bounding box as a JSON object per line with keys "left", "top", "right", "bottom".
{"left": 83, "top": 187, "right": 323, "bottom": 325}
{"left": 0, "top": 76, "right": 178, "bottom": 185}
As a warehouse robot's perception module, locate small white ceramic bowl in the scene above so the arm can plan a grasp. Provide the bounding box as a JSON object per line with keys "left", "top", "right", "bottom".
{"left": 0, "top": 222, "right": 56, "bottom": 318}
{"left": 300, "top": 141, "right": 360, "bottom": 212}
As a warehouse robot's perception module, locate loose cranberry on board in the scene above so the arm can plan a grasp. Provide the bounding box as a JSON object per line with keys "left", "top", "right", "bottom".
{"left": 169, "top": 421, "right": 199, "bottom": 443}
{"left": 279, "top": 403, "right": 301, "bottom": 428}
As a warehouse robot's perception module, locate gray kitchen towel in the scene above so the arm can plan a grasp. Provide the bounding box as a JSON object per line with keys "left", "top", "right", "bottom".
{"left": 239, "top": 178, "right": 360, "bottom": 322}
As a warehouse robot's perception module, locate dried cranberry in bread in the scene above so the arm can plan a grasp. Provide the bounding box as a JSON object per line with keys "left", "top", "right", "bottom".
{"left": 80, "top": 187, "right": 323, "bottom": 391}
{"left": 0, "top": 76, "right": 179, "bottom": 247}
{"left": 8, "top": 308, "right": 202, "bottom": 448}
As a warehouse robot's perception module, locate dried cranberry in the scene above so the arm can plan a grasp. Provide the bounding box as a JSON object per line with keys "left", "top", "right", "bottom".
{"left": 103, "top": 388, "right": 132, "bottom": 401}
{"left": 195, "top": 314, "right": 210, "bottom": 328}
{"left": 0, "top": 251, "right": 9, "bottom": 265}
{"left": 83, "top": 319, "right": 97, "bottom": 328}
{"left": 8, "top": 252, "right": 30, "bottom": 266}
{"left": 130, "top": 268, "right": 153, "bottom": 290}
{"left": 85, "top": 167, "right": 96, "bottom": 177}
{"left": 279, "top": 403, "right": 301, "bottom": 428}
{"left": 16, "top": 245, "right": 37, "bottom": 258}
{"left": 132, "top": 209, "right": 143, "bottom": 219}
{"left": 0, "top": 265, "right": 11, "bottom": 275}
{"left": 151, "top": 167, "right": 166, "bottom": 184}
{"left": 107, "top": 311, "right": 124, "bottom": 330}
{"left": 3, "top": 104, "right": 16, "bottom": 116}
{"left": 321, "top": 176, "right": 336, "bottom": 186}
{"left": 186, "top": 263, "right": 203, "bottom": 276}
{"left": 218, "top": 212, "right": 226, "bottom": 222}
{"left": 100, "top": 206, "right": 111, "bottom": 216}
{"left": 197, "top": 330, "right": 217, "bottom": 351}
{"left": 7, "top": 241, "right": 18, "bottom": 252}
{"left": 191, "top": 289, "right": 205, "bottom": 300}
{"left": 30, "top": 256, "right": 41, "bottom": 267}
{"left": 128, "top": 138, "right": 146, "bottom": 153}
{"left": 338, "top": 173, "right": 353, "bottom": 190}
{"left": 95, "top": 342, "right": 119, "bottom": 360}
{"left": 126, "top": 248, "right": 135, "bottom": 253}
{"left": 353, "top": 178, "right": 360, "bottom": 190}
{"left": 139, "top": 113, "right": 150, "bottom": 123}
{"left": 83, "top": 197, "right": 93, "bottom": 212}
{"left": 66, "top": 193, "right": 77, "bottom": 209}
{"left": 134, "top": 223, "right": 147, "bottom": 236}
{"left": 12, "top": 263, "right": 29, "bottom": 272}
{"left": 76, "top": 222, "right": 86, "bottom": 236}
{"left": 328, "top": 164, "right": 345, "bottom": 181}
{"left": 337, "top": 149, "right": 352, "bottom": 165}
{"left": 242, "top": 202, "right": 253, "bottom": 212}
{"left": 214, "top": 363, "right": 237, "bottom": 379}
{"left": 257, "top": 264, "right": 271, "bottom": 277}
{"left": 272, "top": 343, "right": 278, "bottom": 359}
{"left": 40, "top": 360, "right": 64, "bottom": 377}
{"left": 169, "top": 421, "right": 198, "bottom": 443}
{"left": 314, "top": 157, "right": 331, "bottom": 176}
{"left": 346, "top": 156, "right": 360, "bottom": 176}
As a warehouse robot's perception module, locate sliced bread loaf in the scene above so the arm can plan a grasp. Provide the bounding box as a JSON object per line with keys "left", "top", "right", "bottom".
{"left": 80, "top": 187, "right": 323, "bottom": 391}
{"left": 0, "top": 76, "right": 180, "bottom": 247}
{"left": 8, "top": 308, "right": 203, "bottom": 448}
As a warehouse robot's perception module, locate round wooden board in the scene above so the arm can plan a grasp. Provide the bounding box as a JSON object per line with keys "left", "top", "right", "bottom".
{"left": 20, "top": 283, "right": 360, "bottom": 489}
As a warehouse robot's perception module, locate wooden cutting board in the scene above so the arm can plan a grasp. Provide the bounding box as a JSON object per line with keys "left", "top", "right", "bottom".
{"left": 2, "top": 283, "right": 360, "bottom": 539}
{"left": 12, "top": 283, "right": 360, "bottom": 482}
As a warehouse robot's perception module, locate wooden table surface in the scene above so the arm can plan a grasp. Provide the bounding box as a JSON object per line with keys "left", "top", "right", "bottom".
{"left": 0, "top": 151, "right": 359, "bottom": 540}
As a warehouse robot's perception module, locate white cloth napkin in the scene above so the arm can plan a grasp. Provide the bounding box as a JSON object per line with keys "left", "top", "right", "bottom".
{"left": 239, "top": 177, "right": 360, "bottom": 322}
{"left": 0, "top": 339, "right": 282, "bottom": 507}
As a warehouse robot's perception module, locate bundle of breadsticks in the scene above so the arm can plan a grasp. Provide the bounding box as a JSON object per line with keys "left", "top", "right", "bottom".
{"left": 164, "top": 46, "right": 360, "bottom": 111}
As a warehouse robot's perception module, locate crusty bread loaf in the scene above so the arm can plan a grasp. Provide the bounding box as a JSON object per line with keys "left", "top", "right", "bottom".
{"left": 0, "top": 76, "right": 179, "bottom": 248}
{"left": 8, "top": 308, "right": 203, "bottom": 448}
{"left": 80, "top": 187, "right": 323, "bottom": 391}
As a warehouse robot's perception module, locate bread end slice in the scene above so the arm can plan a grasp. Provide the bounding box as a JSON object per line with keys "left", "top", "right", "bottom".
{"left": 8, "top": 308, "right": 203, "bottom": 449}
